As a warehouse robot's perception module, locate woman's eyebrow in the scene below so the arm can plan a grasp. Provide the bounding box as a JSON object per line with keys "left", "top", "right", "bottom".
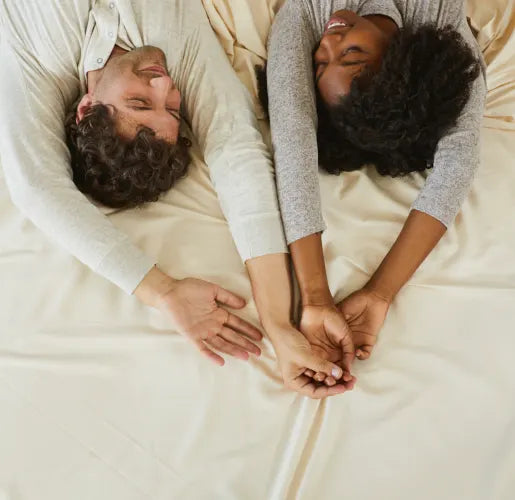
{"left": 316, "top": 60, "right": 367, "bottom": 84}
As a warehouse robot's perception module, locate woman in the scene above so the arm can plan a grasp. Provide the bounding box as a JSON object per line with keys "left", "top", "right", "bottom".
{"left": 266, "top": 0, "right": 486, "bottom": 382}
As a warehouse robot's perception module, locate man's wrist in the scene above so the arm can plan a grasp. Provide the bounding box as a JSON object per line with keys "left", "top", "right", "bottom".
{"left": 134, "top": 266, "right": 178, "bottom": 307}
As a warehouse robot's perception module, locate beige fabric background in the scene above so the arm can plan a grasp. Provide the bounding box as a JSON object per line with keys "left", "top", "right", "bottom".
{"left": 0, "top": 0, "right": 514, "bottom": 498}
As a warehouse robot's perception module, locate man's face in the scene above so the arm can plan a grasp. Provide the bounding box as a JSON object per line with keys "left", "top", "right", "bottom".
{"left": 314, "top": 10, "right": 392, "bottom": 106}
{"left": 87, "top": 46, "right": 181, "bottom": 143}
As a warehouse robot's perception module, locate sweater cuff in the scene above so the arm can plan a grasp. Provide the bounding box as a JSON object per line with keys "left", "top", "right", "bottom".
{"left": 284, "top": 219, "right": 327, "bottom": 246}
{"left": 231, "top": 212, "right": 288, "bottom": 262}
{"left": 95, "top": 240, "right": 156, "bottom": 295}
{"left": 411, "top": 198, "right": 453, "bottom": 228}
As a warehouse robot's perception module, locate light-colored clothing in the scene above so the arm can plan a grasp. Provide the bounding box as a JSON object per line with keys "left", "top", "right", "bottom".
{"left": 0, "top": 0, "right": 287, "bottom": 294}
{"left": 267, "top": 0, "right": 487, "bottom": 245}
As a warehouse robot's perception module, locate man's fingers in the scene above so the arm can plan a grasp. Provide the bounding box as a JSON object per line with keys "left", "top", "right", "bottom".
{"left": 214, "top": 286, "right": 246, "bottom": 309}
{"left": 304, "top": 369, "right": 315, "bottom": 378}
{"left": 219, "top": 327, "right": 261, "bottom": 357}
{"left": 207, "top": 335, "right": 249, "bottom": 361}
{"left": 194, "top": 339, "right": 225, "bottom": 366}
{"left": 225, "top": 313, "right": 263, "bottom": 341}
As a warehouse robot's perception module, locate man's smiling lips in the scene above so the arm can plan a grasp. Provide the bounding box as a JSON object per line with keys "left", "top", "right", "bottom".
{"left": 140, "top": 65, "right": 168, "bottom": 76}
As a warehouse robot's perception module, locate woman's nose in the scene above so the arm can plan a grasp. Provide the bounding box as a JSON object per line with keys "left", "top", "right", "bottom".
{"left": 319, "top": 33, "right": 344, "bottom": 60}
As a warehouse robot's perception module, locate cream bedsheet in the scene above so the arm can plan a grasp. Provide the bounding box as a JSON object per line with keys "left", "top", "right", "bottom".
{"left": 0, "top": 1, "right": 514, "bottom": 499}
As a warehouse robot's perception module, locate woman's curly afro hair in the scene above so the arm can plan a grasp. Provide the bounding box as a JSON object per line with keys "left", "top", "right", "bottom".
{"left": 65, "top": 103, "right": 191, "bottom": 209}
{"left": 317, "top": 24, "right": 481, "bottom": 177}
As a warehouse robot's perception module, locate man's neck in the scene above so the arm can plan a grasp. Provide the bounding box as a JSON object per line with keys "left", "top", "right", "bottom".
{"left": 86, "top": 45, "right": 129, "bottom": 92}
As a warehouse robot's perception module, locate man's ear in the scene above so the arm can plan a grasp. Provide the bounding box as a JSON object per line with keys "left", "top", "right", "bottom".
{"left": 76, "top": 94, "right": 94, "bottom": 124}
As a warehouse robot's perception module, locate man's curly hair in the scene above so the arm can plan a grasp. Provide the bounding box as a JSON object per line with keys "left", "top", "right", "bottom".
{"left": 317, "top": 25, "right": 481, "bottom": 176}
{"left": 65, "top": 103, "right": 191, "bottom": 209}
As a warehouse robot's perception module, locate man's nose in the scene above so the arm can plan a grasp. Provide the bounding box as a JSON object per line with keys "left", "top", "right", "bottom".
{"left": 149, "top": 75, "right": 174, "bottom": 99}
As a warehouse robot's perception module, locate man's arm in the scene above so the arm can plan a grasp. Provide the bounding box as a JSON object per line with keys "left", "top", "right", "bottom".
{"left": 0, "top": 38, "right": 262, "bottom": 364}
{"left": 246, "top": 253, "right": 355, "bottom": 398}
{"left": 177, "top": 9, "right": 287, "bottom": 262}
{"left": 0, "top": 37, "right": 155, "bottom": 294}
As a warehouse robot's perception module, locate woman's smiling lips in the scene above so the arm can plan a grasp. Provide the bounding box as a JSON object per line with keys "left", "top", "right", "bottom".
{"left": 324, "top": 15, "right": 352, "bottom": 34}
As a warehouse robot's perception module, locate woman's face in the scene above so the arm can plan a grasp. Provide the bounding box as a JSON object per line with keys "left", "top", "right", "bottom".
{"left": 314, "top": 10, "right": 395, "bottom": 106}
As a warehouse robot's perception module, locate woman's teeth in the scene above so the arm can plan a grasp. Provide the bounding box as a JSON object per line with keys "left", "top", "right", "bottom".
{"left": 327, "top": 21, "right": 349, "bottom": 30}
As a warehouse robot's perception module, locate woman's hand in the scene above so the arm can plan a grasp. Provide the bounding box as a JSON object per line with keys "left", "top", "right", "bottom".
{"left": 337, "top": 288, "right": 391, "bottom": 360}
{"left": 299, "top": 304, "right": 355, "bottom": 385}
{"left": 135, "top": 267, "right": 262, "bottom": 366}
{"left": 270, "top": 325, "right": 355, "bottom": 399}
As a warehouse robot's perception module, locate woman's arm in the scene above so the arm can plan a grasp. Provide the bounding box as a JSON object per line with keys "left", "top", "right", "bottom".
{"left": 366, "top": 210, "right": 446, "bottom": 302}
{"left": 339, "top": 210, "right": 446, "bottom": 359}
{"left": 340, "top": 69, "right": 487, "bottom": 359}
{"left": 267, "top": 1, "right": 329, "bottom": 245}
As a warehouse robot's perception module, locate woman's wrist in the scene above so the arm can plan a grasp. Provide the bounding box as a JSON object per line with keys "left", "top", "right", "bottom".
{"left": 290, "top": 233, "right": 334, "bottom": 307}
{"left": 363, "top": 277, "right": 396, "bottom": 305}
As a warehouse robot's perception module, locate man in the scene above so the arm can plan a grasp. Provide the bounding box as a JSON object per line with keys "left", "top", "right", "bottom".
{"left": 0, "top": 0, "right": 354, "bottom": 397}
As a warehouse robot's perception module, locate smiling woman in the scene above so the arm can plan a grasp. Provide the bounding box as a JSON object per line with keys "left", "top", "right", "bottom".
{"left": 314, "top": 10, "right": 398, "bottom": 102}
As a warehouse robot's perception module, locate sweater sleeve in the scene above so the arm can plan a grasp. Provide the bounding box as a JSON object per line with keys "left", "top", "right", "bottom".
{"left": 412, "top": 69, "right": 487, "bottom": 226}
{"left": 0, "top": 39, "right": 155, "bottom": 294}
{"left": 266, "top": 0, "right": 327, "bottom": 245}
{"left": 176, "top": 11, "right": 287, "bottom": 261}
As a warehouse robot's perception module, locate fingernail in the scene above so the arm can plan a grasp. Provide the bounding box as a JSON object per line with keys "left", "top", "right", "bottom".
{"left": 331, "top": 367, "right": 342, "bottom": 379}
{"left": 345, "top": 314, "right": 351, "bottom": 320}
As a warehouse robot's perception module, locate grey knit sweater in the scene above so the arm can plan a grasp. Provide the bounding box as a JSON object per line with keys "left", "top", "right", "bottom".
{"left": 267, "top": 0, "right": 487, "bottom": 244}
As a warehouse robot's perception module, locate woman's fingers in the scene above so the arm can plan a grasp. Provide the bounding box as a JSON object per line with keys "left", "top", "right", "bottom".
{"left": 219, "top": 327, "right": 261, "bottom": 357}
{"left": 304, "top": 369, "right": 315, "bottom": 378}
{"left": 356, "top": 345, "right": 372, "bottom": 360}
{"left": 207, "top": 335, "right": 249, "bottom": 361}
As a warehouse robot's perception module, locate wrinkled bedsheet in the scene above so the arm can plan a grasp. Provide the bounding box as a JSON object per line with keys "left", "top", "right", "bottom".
{"left": 0, "top": 0, "right": 514, "bottom": 498}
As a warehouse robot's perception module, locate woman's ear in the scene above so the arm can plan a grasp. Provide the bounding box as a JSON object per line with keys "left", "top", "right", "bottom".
{"left": 76, "top": 94, "right": 94, "bottom": 124}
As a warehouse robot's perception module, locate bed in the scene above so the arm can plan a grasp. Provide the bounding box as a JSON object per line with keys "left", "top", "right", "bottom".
{"left": 0, "top": 0, "right": 514, "bottom": 498}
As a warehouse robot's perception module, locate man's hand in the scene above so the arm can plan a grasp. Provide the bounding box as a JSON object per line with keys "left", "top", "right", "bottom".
{"left": 135, "top": 267, "right": 262, "bottom": 366}
{"left": 271, "top": 325, "right": 355, "bottom": 399}
{"left": 299, "top": 304, "right": 355, "bottom": 385}
{"left": 337, "top": 288, "right": 390, "bottom": 360}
